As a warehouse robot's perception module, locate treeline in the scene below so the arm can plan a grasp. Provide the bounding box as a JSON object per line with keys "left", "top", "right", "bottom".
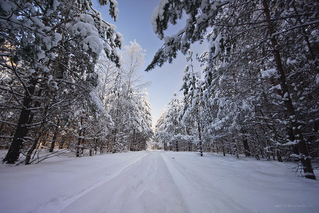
{"left": 151, "top": 0, "right": 318, "bottom": 179}
{"left": 0, "top": 0, "right": 152, "bottom": 165}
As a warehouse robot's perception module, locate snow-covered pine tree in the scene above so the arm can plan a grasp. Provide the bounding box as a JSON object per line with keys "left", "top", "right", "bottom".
{"left": 158, "top": 93, "right": 187, "bottom": 151}
{"left": 1, "top": 0, "right": 62, "bottom": 163}
{"left": 180, "top": 50, "right": 204, "bottom": 155}
{"left": 135, "top": 89, "right": 153, "bottom": 151}
{"left": 1, "top": 0, "right": 122, "bottom": 164}
{"left": 154, "top": 109, "right": 169, "bottom": 150}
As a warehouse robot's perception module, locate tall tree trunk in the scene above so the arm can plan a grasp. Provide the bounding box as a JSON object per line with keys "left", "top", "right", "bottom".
{"left": 263, "top": 0, "right": 316, "bottom": 180}
{"left": 50, "top": 119, "right": 60, "bottom": 152}
{"left": 76, "top": 117, "right": 83, "bottom": 157}
{"left": 25, "top": 90, "right": 56, "bottom": 164}
{"left": 3, "top": 78, "right": 37, "bottom": 164}
{"left": 100, "top": 140, "right": 104, "bottom": 154}
{"left": 76, "top": 131, "right": 82, "bottom": 157}
{"left": 59, "top": 135, "right": 65, "bottom": 149}
{"left": 25, "top": 133, "right": 41, "bottom": 165}
{"left": 242, "top": 138, "right": 250, "bottom": 157}
{"left": 235, "top": 140, "right": 239, "bottom": 158}
{"left": 197, "top": 120, "right": 203, "bottom": 156}
{"left": 241, "top": 129, "right": 250, "bottom": 157}
{"left": 277, "top": 150, "right": 283, "bottom": 162}
{"left": 81, "top": 129, "right": 85, "bottom": 154}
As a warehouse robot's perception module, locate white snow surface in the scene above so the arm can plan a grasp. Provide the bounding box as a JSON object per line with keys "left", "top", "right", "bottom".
{"left": 1, "top": 151, "right": 318, "bottom": 213}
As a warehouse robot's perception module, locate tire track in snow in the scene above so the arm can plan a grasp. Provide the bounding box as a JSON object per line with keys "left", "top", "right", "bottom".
{"left": 60, "top": 151, "right": 188, "bottom": 213}
{"left": 161, "top": 152, "right": 252, "bottom": 213}
{"left": 39, "top": 151, "right": 149, "bottom": 213}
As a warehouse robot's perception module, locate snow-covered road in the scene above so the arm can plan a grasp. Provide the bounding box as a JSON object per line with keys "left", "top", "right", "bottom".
{"left": 61, "top": 151, "right": 187, "bottom": 213}
{"left": 1, "top": 151, "right": 319, "bottom": 213}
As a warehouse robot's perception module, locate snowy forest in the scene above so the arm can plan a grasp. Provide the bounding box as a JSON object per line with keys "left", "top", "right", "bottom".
{"left": 1, "top": 0, "right": 319, "bottom": 212}
{"left": 1, "top": 0, "right": 319, "bottom": 178}
{"left": 151, "top": 0, "right": 319, "bottom": 180}
{"left": 0, "top": 0, "right": 152, "bottom": 165}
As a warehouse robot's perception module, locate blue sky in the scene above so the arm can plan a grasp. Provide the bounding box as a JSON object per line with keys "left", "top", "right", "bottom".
{"left": 94, "top": 0, "right": 206, "bottom": 128}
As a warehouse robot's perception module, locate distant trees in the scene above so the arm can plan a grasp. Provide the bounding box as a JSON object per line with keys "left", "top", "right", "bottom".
{"left": 1, "top": 0, "right": 152, "bottom": 164}
{"left": 150, "top": 0, "right": 318, "bottom": 179}
{"left": 154, "top": 93, "right": 191, "bottom": 152}
{"left": 105, "top": 41, "right": 153, "bottom": 153}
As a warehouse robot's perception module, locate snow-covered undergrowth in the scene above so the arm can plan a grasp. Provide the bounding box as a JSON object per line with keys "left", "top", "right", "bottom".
{"left": 1, "top": 150, "right": 318, "bottom": 213}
